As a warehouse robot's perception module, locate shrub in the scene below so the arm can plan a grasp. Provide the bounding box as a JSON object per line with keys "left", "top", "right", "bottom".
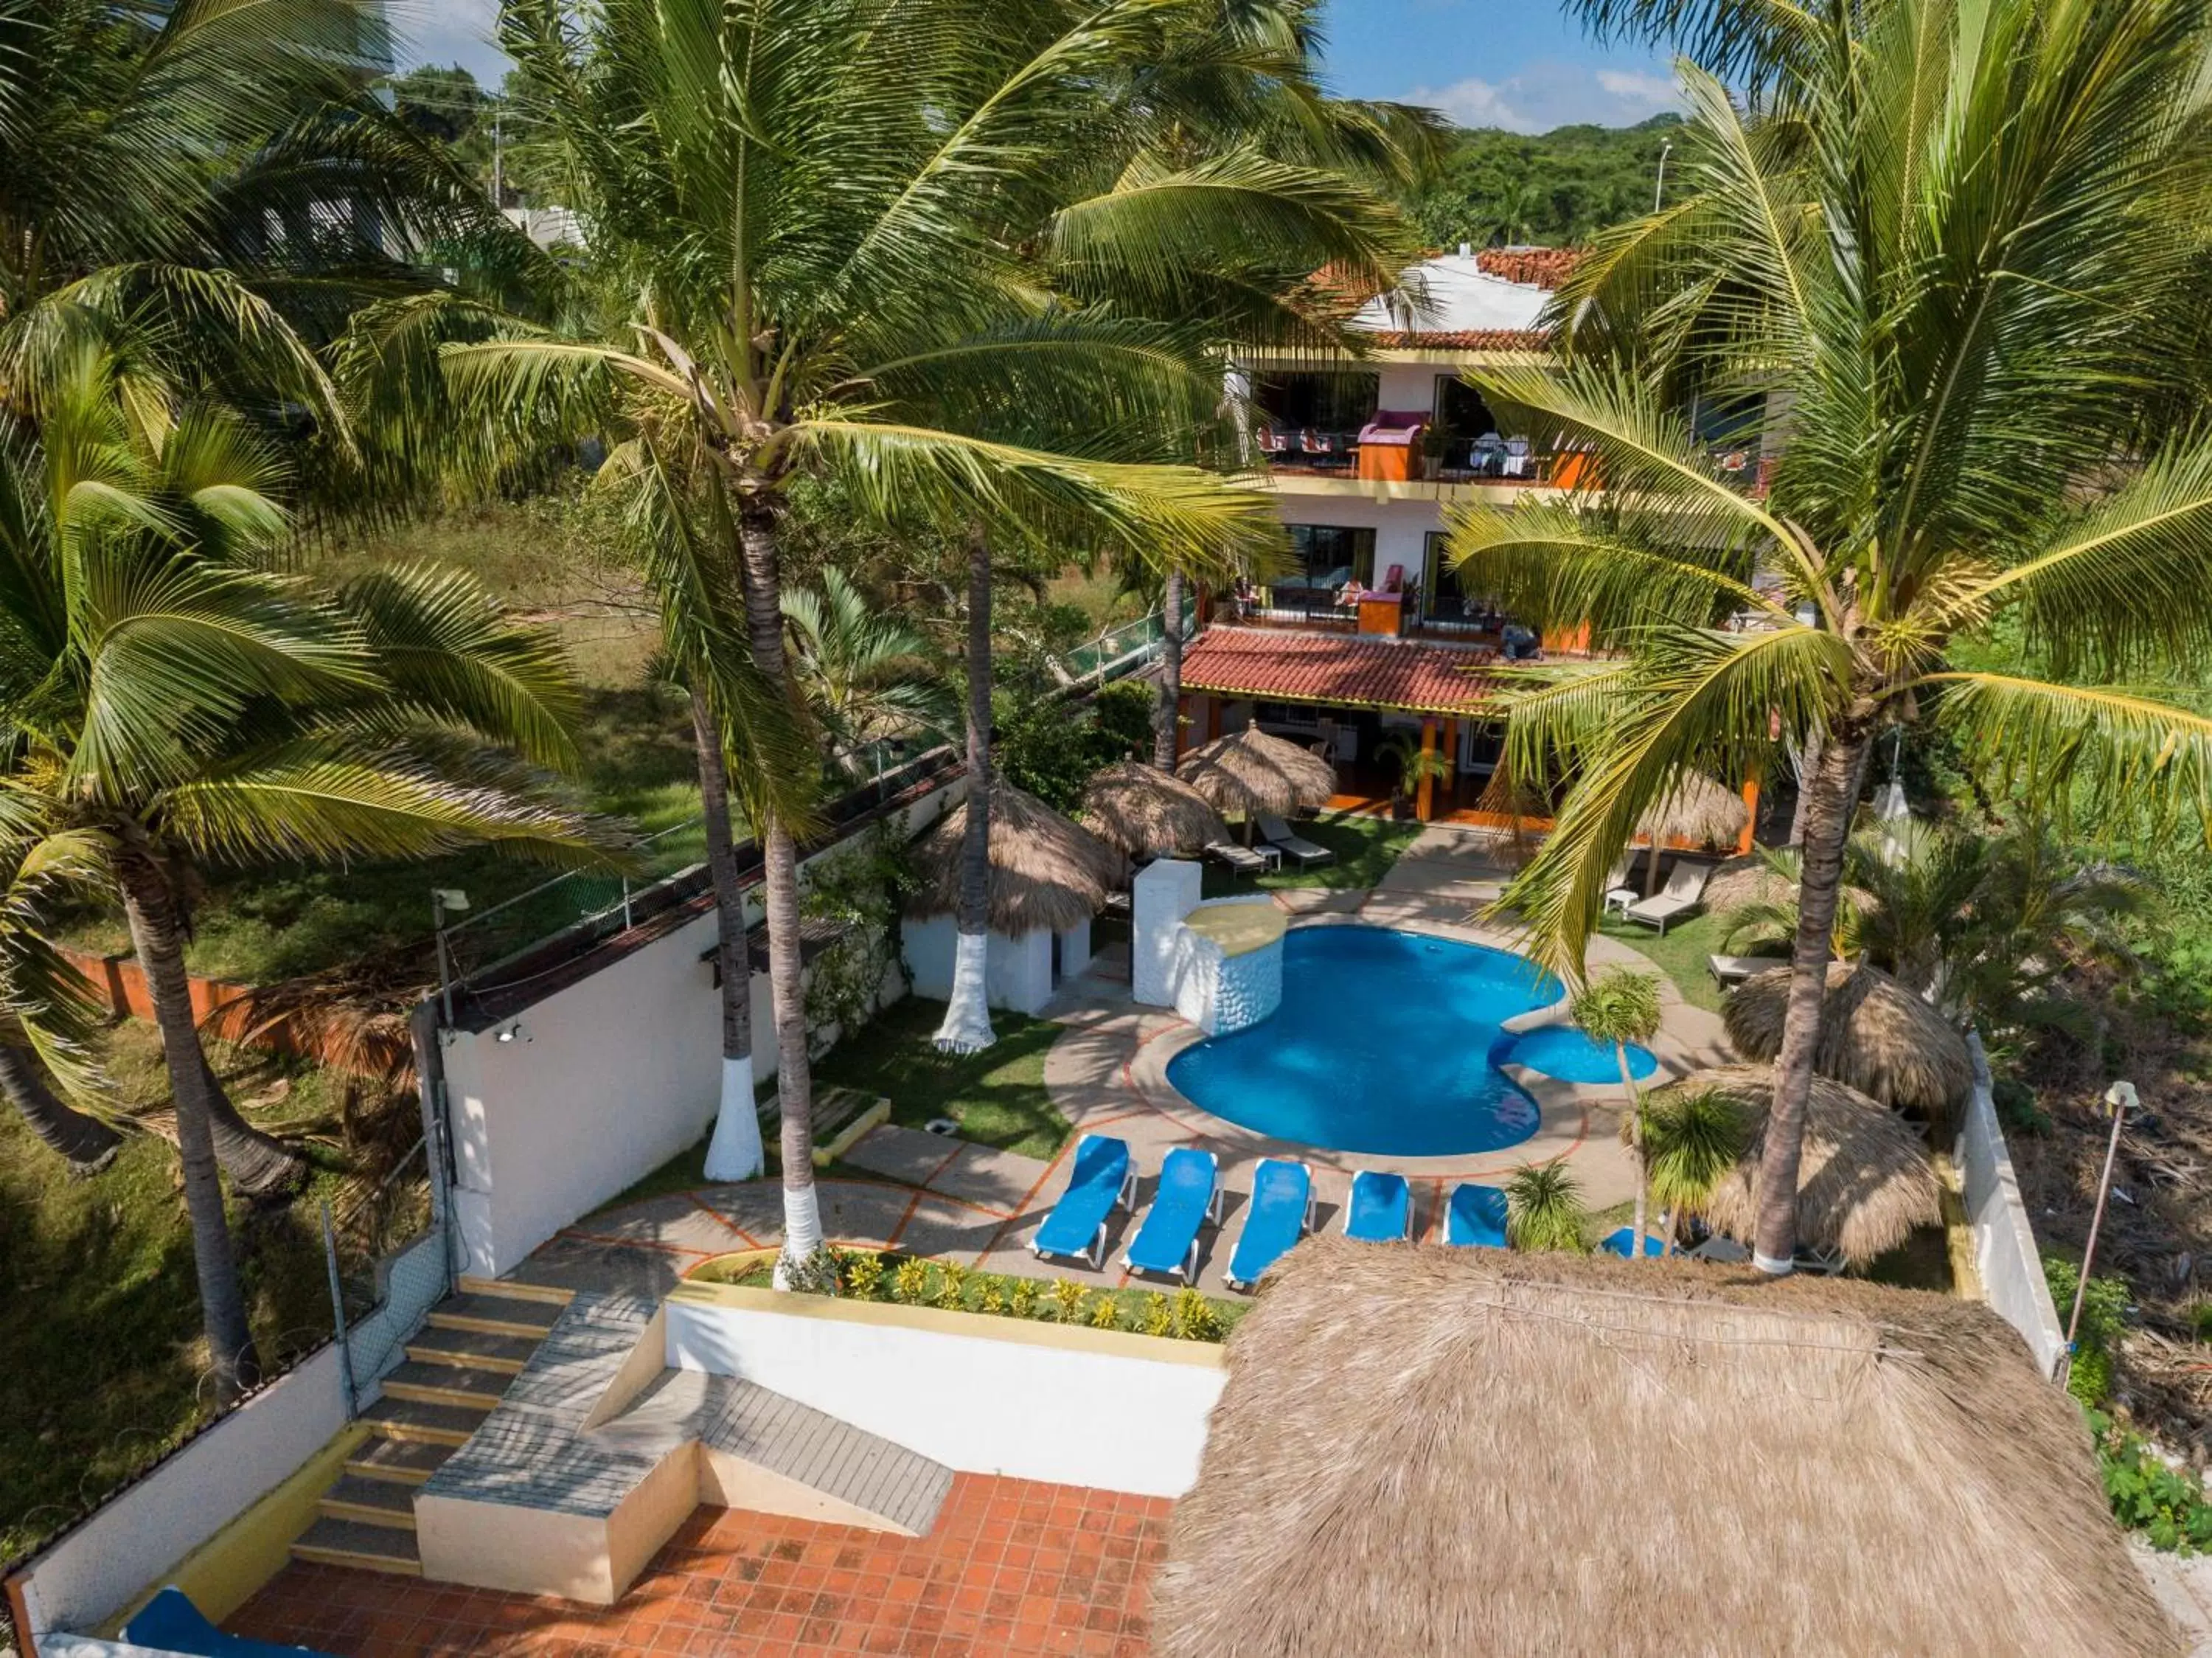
{"left": 1992, "top": 1075, "right": 2051, "bottom": 1137}
{"left": 1139, "top": 1291, "right": 1174, "bottom": 1337}
{"left": 978, "top": 1276, "right": 1008, "bottom": 1317}
{"left": 891, "top": 1258, "right": 930, "bottom": 1305}
{"left": 2093, "top": 1412, "right": 2212, "bottom": 1553}
{"left": 1009, "top": 1278, "right": 1041, "bottom": 1319}
{"left": 1088, "top": 1294, "right": 1123, "bottom": 1331}
{"left": 841, "top": 1250, "right": 886, "bottom": 1300}
{"left": 2044, "top": 1253, "right": 2132, "bottom": 1407}
{"left": 780, "top": 1246, "right": 842, "bottom": 1296}
{"left": 1172, "top": 1287, "right": 1222, "bottom": 1342}
{"left": 1051, "top": 1280, "right": 1088, "bottom": 1323}
{"left": 1506, "top": 1162, "right": 1591, "bottom": 1252}
{"left": 1091, "top": 678, "right": 1156, "bottom": 759}
{"left": 934, "top": 1262, "right": 970, "bottom": 1311}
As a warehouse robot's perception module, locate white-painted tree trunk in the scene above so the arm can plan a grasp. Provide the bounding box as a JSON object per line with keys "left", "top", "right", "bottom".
{"left": 933, "top": 930, "right": 996, "bottom": 1054}
{"left": 773, "top": 1182, "right": 826, "bottom": 1288}
{"left": 702, "top": 1054, "right": 763, "bottom": 1182}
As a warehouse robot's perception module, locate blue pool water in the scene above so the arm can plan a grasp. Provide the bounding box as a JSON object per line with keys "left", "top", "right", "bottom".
{"left": 1166, "top": 926, "right": 1649, "bottom": 1156}
{"left": 1506, "top": 1023, "right": 1659, "bottom": 1084}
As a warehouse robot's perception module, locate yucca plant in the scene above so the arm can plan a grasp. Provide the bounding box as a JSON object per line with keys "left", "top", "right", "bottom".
{"left": 1450, "top": 0, "right": 2212, "bottom": 1272}
{"left": 0, "top": 347, "right": 614, "bottom": 1401}
{"left": 1505, "top": 1161, "right": 1591, "bottom": 1253}
{"left": 1571, "top": 968, "right": 1664, "bottom": 1256}
{"left": 1638, "top": 1086, "right": 1747, "bottom": 1256}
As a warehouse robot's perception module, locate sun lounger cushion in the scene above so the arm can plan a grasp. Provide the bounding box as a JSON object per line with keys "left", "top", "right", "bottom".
{"left": 1122, "top": 1146, "right": 1222, "bottom": 1283}
{"left": 1257, "top": 815, "right": 1335, "bottom": 866}
{"left": 128, "top": 1588, "right": 336, "bottom": 1657}
{"left": 1599, "top": 1226, "right": 1666, "bottom": 1259}
{"left": 1343, "top": 1170, "right": 1412, "bottom": 1242}
{"left": 1031, "top": 1134, "right": 1133, "bottom": 1269}
{"left": 1445, "top": 1182, "right": 1509, "bottom": 1249}
{"left": 1206, "top": 840, "right": 1268, "bottom": 873}
{"left": 1225, "top": 1158, "right": 1315, "bottom": 1288}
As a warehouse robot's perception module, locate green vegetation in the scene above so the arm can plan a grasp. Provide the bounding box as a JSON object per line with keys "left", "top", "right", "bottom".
{"left": 1505, "top": 1162, "right": 1591, "bottom": 1252}
{"left": 1408, "top": 116, "right": 1683, "bottom": 249}
{"left": 1596, "top": 911, "right": 1733, "bottom": 1012}
{"left": 812, "top": 998, "right": 1071, "bottom": 1161}
{"left": 1200, "top": 811, "right": 1425, "bottom": 899}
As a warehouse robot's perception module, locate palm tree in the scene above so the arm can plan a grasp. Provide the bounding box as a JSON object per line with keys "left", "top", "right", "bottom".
{"left": 0, "top": 350, "right": 611, "bottom": 1402}
{"left": 425, "top": 0, "right": 1405, "bottom": 1274}
{"left": 1569, "top": 968, "right": 1663, "bottom": 1254}
{"left": 782, "top": 569, "right": 954, "bottom": 779}
{"left": 0, "top": 811, "right": 122, "bottom": 1176}
{"left": 1504, "top": 1160, "right": 1590, "bottom": 1252}
{"left": 1449, "top": 0, "right": 2212, "bottom": 1272}
{"left": 1638, "top": 1085, "right": 1745, "bottom": 1257}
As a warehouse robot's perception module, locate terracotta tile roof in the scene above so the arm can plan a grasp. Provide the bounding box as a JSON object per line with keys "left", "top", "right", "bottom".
{"left": 1476, "top": 246, "right": 1582, "bottom": 288}
{"left": 1364, "top": 327, "right": 1551, "bottom": 352}
{"left": 1179, "top": 626, "right": 1503, "bottom": 715}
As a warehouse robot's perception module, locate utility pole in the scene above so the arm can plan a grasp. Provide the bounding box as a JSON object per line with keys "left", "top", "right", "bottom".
{"left": 493, "top": 107, "right": 504, "bottom": 209}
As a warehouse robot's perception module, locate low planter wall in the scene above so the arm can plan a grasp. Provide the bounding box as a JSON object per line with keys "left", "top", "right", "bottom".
{"left": 662, "top": 1283, "right": 1225, "bottom": 1498}
{"left": 1958, "top": 1034, "right": 2067, "bottom": 1377}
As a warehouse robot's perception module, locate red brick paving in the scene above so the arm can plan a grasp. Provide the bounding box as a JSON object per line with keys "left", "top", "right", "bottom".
{"left": 229, "top": 1474, "right": 1170, "bottom": 1657}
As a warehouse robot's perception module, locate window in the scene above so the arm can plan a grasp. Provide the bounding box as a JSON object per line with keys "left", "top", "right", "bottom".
{"left": 1432, "top": 375, "right": 1496, "bottom": 445}
{"left": 1270, "top": 525, "right": 1374, "bottom": 609}
{"left": 1253, "top": 371, "right": 1380, "bottom": 436}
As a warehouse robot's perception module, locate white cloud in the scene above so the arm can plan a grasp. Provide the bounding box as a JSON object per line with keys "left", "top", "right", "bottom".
{"left": 1405, "top": 60, "right": 1683, "bottom": 133}
{"left": 392, "top": 0, "right": 510, "bottom": 83}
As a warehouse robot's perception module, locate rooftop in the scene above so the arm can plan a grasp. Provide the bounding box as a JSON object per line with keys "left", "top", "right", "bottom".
{"left": 1346, "top": 248, "right": 1557, "bottom": 348}
{"left": 1176, "top": 627, "right": 1503, "bottom": 716}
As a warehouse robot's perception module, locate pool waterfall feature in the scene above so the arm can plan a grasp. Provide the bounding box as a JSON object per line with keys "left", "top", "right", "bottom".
{"left": 1132, "top": 861, "right": 1655, "bottom": 1157}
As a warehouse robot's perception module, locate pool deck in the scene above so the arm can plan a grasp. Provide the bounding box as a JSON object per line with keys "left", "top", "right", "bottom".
{"left": 504, "top": 825, "right": 1733, "bottom": 1308}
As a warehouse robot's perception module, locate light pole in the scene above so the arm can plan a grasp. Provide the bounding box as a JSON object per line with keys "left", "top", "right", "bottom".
{"left": 2060, "top": 1079, "right": 2137, "bottom": 1387}
{"left": 1654, "top": 140, "right": 1673, "bottom": 213}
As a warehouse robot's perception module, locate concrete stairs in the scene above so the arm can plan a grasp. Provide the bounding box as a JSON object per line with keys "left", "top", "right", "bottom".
{"left": 290, "top": 1276, "right": 572, "bottom": 1577}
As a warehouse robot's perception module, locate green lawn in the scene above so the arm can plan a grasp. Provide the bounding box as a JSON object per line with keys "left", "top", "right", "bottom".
{"left": 813, "top": 996, "right": 1071, "bottom": 1160}
{"left": 0, "top": 1027, "right": 390, "bottom": 1565}
{"left": 1596, "top": 909, "right": 1737, "bottom": 1013}
{"left": 1200, "top": 811, "right": 1426, "bottom": 899}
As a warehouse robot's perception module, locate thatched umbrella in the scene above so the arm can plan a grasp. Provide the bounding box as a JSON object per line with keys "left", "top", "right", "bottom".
{"left": 1703, "top": 853, "right": 1795, "bottom": 913}
{"left": 1655, "top": 1064, "right": 1941, "bottom": 1266}
{"left": 1079, "top": 761, "right": 1228, "bottom": 858}
{"left": 905, "top": 780, "right": 1123, "bottom": 935}
{"left": 1633, "top": 772, "right": 1750, "bottom": 892}
{"left": 1176, "top": 726, "right": 1336, "bottom": 822}
{"left": 1724, "top": 961, "right": 1972, "bottom": 1118}
{"left": 1155, "top": 1237, "right": 2179, "bottom": 1658}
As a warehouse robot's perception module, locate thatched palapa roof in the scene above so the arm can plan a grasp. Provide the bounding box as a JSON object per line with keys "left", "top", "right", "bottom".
{"left": 1176, "top": 726, "right": 1335, "bottom": 819}
{"left": 1156, "top": 1238, "right": 2178, "bottom": 1658}
{"left": 1725, "top": 961, "right": 1972, "bottom": 1116}
{"left": 905, "top": 779, "right": 1121, "bottom": 936}
{"left": 1650, "top": 1064, "right": 1942, "bottom": 1265}
{"left": 1079, "top": 762, "right": 1228, "bottom": 857}
{"left": 1636, "top": 771, "right": 1749, "bottom": 848}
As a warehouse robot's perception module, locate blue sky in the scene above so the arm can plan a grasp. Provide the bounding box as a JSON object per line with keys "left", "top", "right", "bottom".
{"left": 400, "top": 1, "right": 1679, "bottom": 135}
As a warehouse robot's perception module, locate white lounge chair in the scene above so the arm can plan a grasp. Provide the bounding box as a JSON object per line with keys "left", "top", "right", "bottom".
{"left": 1624, "top": 861, "right": 1711, "bottom": 934}
{"left": 1708, "top": 954, "right": 1771, "bottom": 988}
{"left": 1206, "top": 840, "right": 1270, "bottom": 878}
{"left": 1601, "top": 854, "right": 1637, "bottom": 916}
{"left": 1258, "top": 815, "right": 1334, "bottom": 869}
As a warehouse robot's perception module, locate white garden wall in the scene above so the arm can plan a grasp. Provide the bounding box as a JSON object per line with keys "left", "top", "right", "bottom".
{"left": 1958, "top": 1034, "right": 2067, "bottom": 1378}
{"left": 442, "top": 777, "right": 962, "bottom": 1279}
{"left": 664, "top": 1289, "right": 1224, "bottom": 1498}
{"left": 7, "top": 1345, "right": 348, "bottom": 1644}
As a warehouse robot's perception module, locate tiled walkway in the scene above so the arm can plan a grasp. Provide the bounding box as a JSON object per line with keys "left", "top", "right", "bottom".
{"left": 232, "top": 1474, "right": 1169, "bottom": 1657}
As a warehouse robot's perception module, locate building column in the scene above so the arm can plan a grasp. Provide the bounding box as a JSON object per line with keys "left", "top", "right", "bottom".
{"left": 1416, "top": 717, "right": 1439, "bottom": 822}
{"left": 1739, "top": 776, "right": 1760, "bottom": 856}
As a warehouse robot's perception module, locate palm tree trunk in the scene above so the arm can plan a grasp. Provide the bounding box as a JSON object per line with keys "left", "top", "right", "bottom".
{"left": 0, "top": 1042, "right": 121, "bottom": 1175}
{"left": 934, "top": 526, "right": 996, "bottom": 1055}
{"left": 198, "top": 1058, "right": 307, "bottom": 1196}
{"left": 1753, "top": 726, "right": 1865, "bottom": 1274}
{"left": 734, "top": 501, "right": 826, "bottom": 1280}
{"left": 1152, "top": 566, "right": 1184, "bottom": 771}
{"left": 692, "top": 685, "right": 762, "bottom": 1183}
{"left": 1621, "top": 1044, "right": 1649, "bottom": 1260}
{"left": 117, "top": 858, "right": 261, "bottom": 1403}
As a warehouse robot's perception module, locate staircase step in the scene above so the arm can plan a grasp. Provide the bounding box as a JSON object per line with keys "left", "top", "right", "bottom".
{"left": 361, "top": 1395, "right": 487, "bottom": 1447}
{"left": 345, "top": 1437, "right": 454, "bottom": 1484}
{"left": 406, "top": 1325, "right": 539, "bottom": 1374}
{"left": 459, "top": 1273, "right": 574, "bottom": 1305}
{"left": 291, "top": 1516, "right": 421, "bottom": 1575}
{"left": 426, "top": 1291, "right": 563, "bottom": 1339}
{"left": 319, "top": 1475, "right": 417, "bottom": 1530}
{"left": 380, "top": 1359, "right": 509, "bottom": 1410}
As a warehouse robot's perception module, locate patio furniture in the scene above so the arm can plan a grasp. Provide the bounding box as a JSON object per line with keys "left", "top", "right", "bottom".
{"left": 1623, "top": 861, "right": 1713, "bottom": 934}
{"left": 1601, "top": 854, "right": 1638, "bottom": 916}
{"left": 1257, "top": 814, "right": 1335, "bottom": 869}
{"left": 1122, "top": 1146, "right": 1224, "bottom": 1285}
{"left": 1030, "top": 1134, "right": 1138, "bottom": 1270}
{"left": 1688, "top": 1233, "right": 1751, "bottom": 1263}
{"left": 1224, "top": 1157, "right": 1318, "bottom": 1290}
{"left": 1342, "top": 1170, "right": 1412, "bottom": 1243}
{"left": 126, "top": 1587, "right": 339, "bottom": 1658}
{"left": 1599, "top": 1226, "right": 1666, "bottom": 1259}
{"left": 1708, "top": 954, "right": 1772, "bottom": 988}
{"left": 1444, "top": 1182, "right": 1509, "bottom": 1249}
{"left": 1206, "top": 840, "right": 1272, "bottom": 878}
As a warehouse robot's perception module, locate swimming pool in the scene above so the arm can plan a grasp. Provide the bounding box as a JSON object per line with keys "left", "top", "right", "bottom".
{"left": 1164, "top": 925, "right": 1653, "bottom": 1156}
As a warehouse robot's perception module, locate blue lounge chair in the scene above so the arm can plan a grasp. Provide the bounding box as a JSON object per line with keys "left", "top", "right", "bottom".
{"left": 1223, "top": 1158, "right": 1316, "bottom": 1290}
{"left": 1342, "top": 1170, "right": 1412, "bottom": 1242}
{"left": 1029, "top": 1134, "right": 1137, "bottom": 1269}
{"left": 125, "top": 1587, "right": 335, "bottom": 1656}
{"left": 1121, "top": 1147, "right": 1224, "bottom": 1285}
{"left": 1445, "top": 1182, "right": 1509, "bottom": 1249}
{"left": 1599, "top": 1226, "right": 1666, "bottom": 1258}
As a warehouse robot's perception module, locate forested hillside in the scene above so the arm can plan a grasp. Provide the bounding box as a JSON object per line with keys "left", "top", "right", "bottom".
{"left": 1408, "top": 114, "right": 1682, "bottom": 248}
